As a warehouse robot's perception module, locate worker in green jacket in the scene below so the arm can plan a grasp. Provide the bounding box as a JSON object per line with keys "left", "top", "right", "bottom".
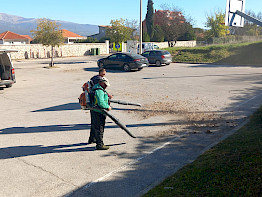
{"left": 91, "top": 77, "right": 111, "bottom": 150}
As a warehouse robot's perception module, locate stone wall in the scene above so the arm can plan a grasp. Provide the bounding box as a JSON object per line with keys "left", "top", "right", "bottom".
{"left": 143, "top": 41, "right": 196, "bottom": 48}
{"left": 0, "top": 41, "right": 109, "bottom": 60}
{"left": 140, "top": 41, "right": 196, "bottom": 48}
{"left": 1, "top": 40, "right": 197, "bottom": 60}
{"left": 152, "top": 42, "right": 169, "bottom": 48}
{"left": 123, "top": 41, "right": 195, "bottom": 53}
{"left": 170, "top": 40, "right": 197, "bottom": 47}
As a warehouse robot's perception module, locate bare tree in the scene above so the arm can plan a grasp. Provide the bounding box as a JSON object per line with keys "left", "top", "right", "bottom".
{"left": 125, "top": 19, "right": 139, "bottom": 40}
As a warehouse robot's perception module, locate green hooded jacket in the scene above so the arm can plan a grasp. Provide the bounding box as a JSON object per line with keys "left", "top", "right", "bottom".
{"left": 93, "top": 83, "right": 110, "bottom": 113}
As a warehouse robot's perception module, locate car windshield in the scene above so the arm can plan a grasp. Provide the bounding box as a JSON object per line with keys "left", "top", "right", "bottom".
{"left": 130, "top": 54, "right": 143, "bottom": 59}
{"left": 163, "top": 51, "right": 170, "bottom": 55}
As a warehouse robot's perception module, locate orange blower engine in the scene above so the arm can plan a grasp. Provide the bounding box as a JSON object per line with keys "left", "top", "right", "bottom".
{"left": 78, "top": 82, "right": 92, "bottom": 110}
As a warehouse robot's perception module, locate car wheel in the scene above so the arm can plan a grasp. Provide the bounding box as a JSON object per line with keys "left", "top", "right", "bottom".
{"left": 155, "top": 60, "right": 161, "bottom": 67}
{"left": 5, "top": 84, "right": 12, "bottom": 88}
{"left": 166, "top": 63, "right": 170, "bottom": 65}
{"left": 123, "top": 64, "right": 131, "bottom": 72}
{"left": 98, "top": 61, "right": 104, "bottom": 68}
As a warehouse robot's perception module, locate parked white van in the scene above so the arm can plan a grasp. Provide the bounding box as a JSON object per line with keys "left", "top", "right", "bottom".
{"left": 137, "top": 43, "right": 159, "bottom": 53}
{"left": 0, "top": 49, "right": 17, "bottom": 88}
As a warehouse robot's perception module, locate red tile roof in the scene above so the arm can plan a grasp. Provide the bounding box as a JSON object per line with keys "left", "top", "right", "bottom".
{"left": 61, "top": 29, "right": 84, "bottom": 38}
{"left": 0, "top": 31, "right": 29, "bottom": 40}
{"left": 21, "top": 35, "right": 33, "bottom": 41}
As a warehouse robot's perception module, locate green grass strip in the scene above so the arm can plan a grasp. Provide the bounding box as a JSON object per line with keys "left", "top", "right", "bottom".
{"left": 166, "top": 41, "right": 262, "bottom": 65}
{"left": 144, "top": 106, "right": 262, "bottom": 197}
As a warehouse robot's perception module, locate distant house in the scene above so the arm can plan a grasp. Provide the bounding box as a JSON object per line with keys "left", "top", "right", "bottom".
{"left": 61, "top": 29, "right": 86, "bottom": 44}
{"left": 0, "top": 31, "right": 32, "bottom": 44}
{"left": 21, "top": 35, "right": 33, "bottom": 42}
{"left": 88, "top": 25, "right": 136, "bottom": 41}
{"left": 154, "top": 10, "right": 185, "bottom": 25}
{"left": 88, "top": 26, "right": 109, "bottom": 41}
{"left": 143, "top": 10, "right": 186, "bottom": 32}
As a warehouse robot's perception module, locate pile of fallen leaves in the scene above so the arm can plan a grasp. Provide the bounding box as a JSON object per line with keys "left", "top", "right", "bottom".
{"left": 129, "top": 99, "right": 227, "bottom": 134}
{"left": 138, "top": 101, "right": 179, "bottom": 118}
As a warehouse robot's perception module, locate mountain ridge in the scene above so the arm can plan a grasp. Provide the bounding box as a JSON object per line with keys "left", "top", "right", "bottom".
{"left": 0, "top": 13, "right": 99, "bottom": 36}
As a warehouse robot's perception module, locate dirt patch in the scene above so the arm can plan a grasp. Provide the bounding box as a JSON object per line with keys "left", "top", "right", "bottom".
{"left": 127, "top": 98, "right": 235, "bottom": 136}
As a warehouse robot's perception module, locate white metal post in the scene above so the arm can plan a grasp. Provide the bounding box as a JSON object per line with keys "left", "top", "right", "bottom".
{"left": 139, "top": 0, "right": 143, "bottom": 54}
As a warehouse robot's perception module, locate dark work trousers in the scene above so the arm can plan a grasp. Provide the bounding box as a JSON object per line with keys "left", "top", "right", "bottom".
{"left": 91, "top": 111, "right": 106, "bottom": 147}
{"left": 89, "top": 110, "right": 95, "bottom": 142}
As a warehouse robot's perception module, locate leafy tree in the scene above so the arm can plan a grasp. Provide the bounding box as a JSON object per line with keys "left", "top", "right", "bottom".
{"left": 178, "top": 23, "right": 196, "bottom": 40}
{"left": 194, "top": 28, "right": 205, "bottom": 34}
{"left": 99, "top": 36, "right": 110, "bottom": 42}
{"left": 156, "top": 4, "right": 194, "bottom": 41}
{"left": 106, "top": 18, "right": 132, "bottom": 44}
{"left": 31, "top": 18, "right": 64, "bottom": 67}
{"left": 194, "top": 28, "right": 206, "bottom": 41}
{"left": 205, "top": 12, "right": 229, "bottom": 38}
{"left": 151, "top": 25, "right": 164, "bottom": 42}
{"left": 143, "top": 32, "right": 150, "bottom": 42}
{"left": 160, "top": 17, "right": 186, "bottom": 41}
{"left": 146, "top": 0, "right": 154, "bottom": 39}
{"left": 76, "top": 37, "right": 98, "bottom": 43}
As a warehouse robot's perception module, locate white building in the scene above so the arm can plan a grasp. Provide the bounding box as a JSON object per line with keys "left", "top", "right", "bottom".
{"left": 0, "top": 31, "right": 31, "bottom": 45}
{"left": 61, "top": 29, "right": 86, "bottom": 44}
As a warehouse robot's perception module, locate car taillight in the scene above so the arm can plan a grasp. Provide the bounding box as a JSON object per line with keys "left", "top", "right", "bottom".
{"left": 134, "top": 59, "right": 140, "bottom": 62}
{"left": 161, "top": 55, "right": 165, "bottom": 59}
{"left": 12, "top": 68, "right": 15, "bottom": 75}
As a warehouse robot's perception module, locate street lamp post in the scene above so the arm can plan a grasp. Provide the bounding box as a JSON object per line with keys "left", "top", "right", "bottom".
{"left": 139, "top": 0, "right": 143, "bottom": 54}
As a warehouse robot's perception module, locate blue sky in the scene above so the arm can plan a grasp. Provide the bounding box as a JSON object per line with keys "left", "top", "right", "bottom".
{"left": 0, "top": 0, "right": 261, "bottom": 28}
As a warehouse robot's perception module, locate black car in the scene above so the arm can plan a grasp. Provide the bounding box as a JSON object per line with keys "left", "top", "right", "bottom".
{"left": 0, "top": 50, "right": 16, "bottom": 88}
{"left": 97, "top": 52, "right": 149, "bottom": 72}
{"left": 142, "top": 50, "right": 172, "bottom": 66}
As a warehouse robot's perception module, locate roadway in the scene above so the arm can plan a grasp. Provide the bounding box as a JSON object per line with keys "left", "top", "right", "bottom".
{"left": 1, "top": 56, "right": 262, "bottom": 196}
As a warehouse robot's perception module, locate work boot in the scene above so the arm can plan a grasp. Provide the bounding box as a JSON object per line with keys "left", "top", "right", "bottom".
{"left": 96, "top": 145, "right": 109, "bottom": 150}
{"left": 88, "top": 138, "right": 96, "bottom": 144}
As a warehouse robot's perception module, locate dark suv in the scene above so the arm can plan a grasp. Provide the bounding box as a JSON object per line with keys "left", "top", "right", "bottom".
{"left": 142, "top": 50, "right": 172, "bottom": 66}
{"left": 0, "top": 50, "right": 16, "bottom": 88}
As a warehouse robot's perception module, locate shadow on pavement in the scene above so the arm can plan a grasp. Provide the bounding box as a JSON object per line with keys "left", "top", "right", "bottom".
{"left": 0, "top": 121, "right": 179, "bottom": 135}
{"left": 83, "top": 67, "right": 137, "bottom": 73}
{"left": 41, "top": 61, "right": 88, "bottom": 65}
{"left": 0, "top": 142, "right": 126, "bottom": 159}
{"left": 32, "top": 103, "right": 142, "bottom": 112}
{"left": 0, "top": 123, "right": 90, "bottom": 134}
{"left": 82, "top": 67, "right": 100, "bottom": 72}
{"left": 32, "top": 103, "right": 80, "bottom": 112}
{"left": 65, "top": 133, "right": 215, "bottom": 197}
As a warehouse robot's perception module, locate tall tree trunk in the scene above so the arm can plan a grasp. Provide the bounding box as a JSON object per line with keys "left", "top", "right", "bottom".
{"left": 50, "top": 46, "right": 54, "bottom": 67}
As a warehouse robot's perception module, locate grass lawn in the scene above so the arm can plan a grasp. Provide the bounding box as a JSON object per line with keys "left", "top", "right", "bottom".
{"left": 166, "top": 41, "right": 262, "bottom": 66}
{"left": 144, "top": 106, "right": 262, "bottom": 196}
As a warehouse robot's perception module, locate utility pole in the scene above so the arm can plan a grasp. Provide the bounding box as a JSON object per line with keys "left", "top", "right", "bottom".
{"left": 139, "top": 0, "right": 143, "bottom": 54}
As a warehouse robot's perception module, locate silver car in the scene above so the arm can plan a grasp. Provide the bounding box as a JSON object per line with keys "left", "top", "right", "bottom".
{"left": 142, "top": 50, "right": 172, "bottom": 66}
{"left": 0, "top": 50, "right": 17, "bottom": 88}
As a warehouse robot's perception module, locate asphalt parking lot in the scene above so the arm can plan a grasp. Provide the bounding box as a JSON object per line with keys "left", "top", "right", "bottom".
{"left": 1, "top": 56, "right": 262, "bottom": 197}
